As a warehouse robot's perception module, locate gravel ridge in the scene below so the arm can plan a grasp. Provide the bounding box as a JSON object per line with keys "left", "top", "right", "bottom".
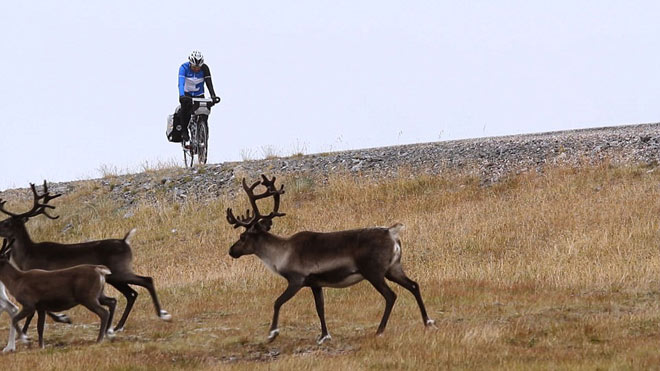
{"left": 3, "top": 122, "right": 660, "bottom": 205}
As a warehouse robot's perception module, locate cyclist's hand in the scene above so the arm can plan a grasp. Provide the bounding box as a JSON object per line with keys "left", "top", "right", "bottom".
{"left": 213, "top": 96, "right": 221, "bottom": 104}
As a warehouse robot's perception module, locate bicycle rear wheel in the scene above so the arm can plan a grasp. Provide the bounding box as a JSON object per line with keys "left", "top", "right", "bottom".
{"left": 197, "top": 119, "right": 208, "bottom": 164}
{"left": 183, "top": 119, "right": 196, "bottom": 168}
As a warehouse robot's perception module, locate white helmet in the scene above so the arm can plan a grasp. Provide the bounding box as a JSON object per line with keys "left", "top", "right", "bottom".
{"left": 189, "top": 50, "right": 204, "bottom": 67}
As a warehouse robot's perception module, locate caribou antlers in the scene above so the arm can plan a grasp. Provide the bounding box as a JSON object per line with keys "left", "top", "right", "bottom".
{"left": 0, "top": 181, "right": 61, "bottom": 220}
{"left": 226, "top": 175, "right": 286, "bottom": 229}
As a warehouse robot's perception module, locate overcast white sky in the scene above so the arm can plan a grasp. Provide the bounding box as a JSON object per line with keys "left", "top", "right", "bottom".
{"left": 1, "top": 1, "right": 659, "bottom": 191}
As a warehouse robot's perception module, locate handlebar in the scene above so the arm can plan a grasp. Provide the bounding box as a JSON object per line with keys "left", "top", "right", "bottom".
{"left": 181, "top": 96, "right": 221, "bottom": 107}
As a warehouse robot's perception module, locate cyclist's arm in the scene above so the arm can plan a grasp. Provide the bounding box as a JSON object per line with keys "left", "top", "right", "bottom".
{"left": 178, "top": 64, "right": 187, "bottom": 97}
{"left": 202, "top": 64, "right": 217, "bottom": 98}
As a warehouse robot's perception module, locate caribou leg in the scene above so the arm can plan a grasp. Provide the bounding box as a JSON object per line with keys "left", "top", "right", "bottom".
{"left": 11, "top": 307, "right": 35, "bottom": 348}
{"left": 386, "top": 265, "right": 435, "bottom": 327}
{"left": 12, "top": 307, "right": 34, "bottom": 338}
{"left": 80, "top": 299, "right": 109, "bottom": 343}
{"left": 48, "top": 312, "right": 71, "bottom": 324}
{"left": 107, "top": 274, "right": 170, "bottom": 332}
{"left": 36, "top": 310, "right": 46, "bottom": 348}
{"left": 1, "top": 290, "right": 20, "bottom": 352}
{"left": 21, "top": 311, "right": 71, "bottom": 338}
{"left": 99, "top": 294, "right": 117, "bottom": 336}
{"left": 311, "top": 286, "right": 331, "bottom": 344}
{"left": 35, "top": 310, "right": 70, "bottom": 348}
{"left": 107, "top": 281, "right": 137, "bottom": 332}
{"left": 21, "top": 313, "right": 33, "bottom": 335}
{"left": 268, "top": 280, "right": 302, "bottom": 342}
{"left": 365, "top": 275, "right": 397, "bottom": 335}
{"left": 124, "top": 274, "right": 170, "bottom": 321}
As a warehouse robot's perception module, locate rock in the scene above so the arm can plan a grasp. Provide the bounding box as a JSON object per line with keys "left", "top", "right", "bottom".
{"left": 4, "top": 123, "right": 660, "bottom": 206}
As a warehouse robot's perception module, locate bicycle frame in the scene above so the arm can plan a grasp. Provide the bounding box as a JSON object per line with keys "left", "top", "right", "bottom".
{"left": 182, "top": 97, "right": 216, "bottom": 167}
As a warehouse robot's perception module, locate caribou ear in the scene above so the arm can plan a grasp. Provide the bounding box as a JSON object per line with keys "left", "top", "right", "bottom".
{"left": 257, "top": 219, "right": 272, "bottom": 232}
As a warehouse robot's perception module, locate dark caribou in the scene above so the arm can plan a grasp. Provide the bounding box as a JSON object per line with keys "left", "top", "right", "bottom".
{"left": 226, "top": 174, "right": 435, "bottom": 344}
{"left": 0, "top": 181, "right": 171, "bottom": 334}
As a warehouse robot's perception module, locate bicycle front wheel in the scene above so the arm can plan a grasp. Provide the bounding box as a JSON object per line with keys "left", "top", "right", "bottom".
{"left": 197, "top": 120, "right": 208, "bottom": 164}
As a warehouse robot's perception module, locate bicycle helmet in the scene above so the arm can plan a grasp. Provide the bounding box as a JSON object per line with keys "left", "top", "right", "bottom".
{"left": 189, "top": 50, "right": 204, "bottom": 67}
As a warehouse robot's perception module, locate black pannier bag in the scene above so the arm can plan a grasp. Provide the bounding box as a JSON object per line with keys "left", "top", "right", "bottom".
{"left": 166, "top": 106, "right": 182, "bottom": 143}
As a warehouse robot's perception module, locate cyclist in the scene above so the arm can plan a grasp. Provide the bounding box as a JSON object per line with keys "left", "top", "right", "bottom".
{"left": 176, "top": 50, "right": 219, "bottom": 142}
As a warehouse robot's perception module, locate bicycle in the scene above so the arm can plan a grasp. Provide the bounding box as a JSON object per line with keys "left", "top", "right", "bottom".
{"left": 181, "top": 96, "right": 220, "bottom": 167}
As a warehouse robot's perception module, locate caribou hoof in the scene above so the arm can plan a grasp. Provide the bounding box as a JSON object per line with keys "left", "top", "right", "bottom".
{"left": 113, "top": 326, "right": 125, "bottom": 333}
{"left": 317, "top": 334, "right": 332, "bottom": 345}
{"left": 159, "top": 310, "right": 172, "bottom": 321}
{"left": 2, "top": 345, "right": 15, "bottom": 353}
{"left": 19, "top": 333, "right": 29, "bottom": 343}
{"left": 54, "top": 314, "right": 72, "bottom": 324}
{"left": 267, "top": 329, "right": 279, "bottom": 342}
{"left": 425, "top": 319, "right": 437, "bottom": 328}
{"left": 106, "top": 329, "right": 116, "bottom": 338}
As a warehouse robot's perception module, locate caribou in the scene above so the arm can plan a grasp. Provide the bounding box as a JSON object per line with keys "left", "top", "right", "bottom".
{"left": 0, "top": 239, "right": 27, "bottom": 352}
{"left": 0, "top": 240, "right": 116, "bottom": 349}
{"left": 226, "top": 175, "right": 435, "bottom": 344}
{"left": 0, "top": 281, "right": 20, "bottom": 352}
{"left": 0, "top": 181, "right": 171, "bottom": 334}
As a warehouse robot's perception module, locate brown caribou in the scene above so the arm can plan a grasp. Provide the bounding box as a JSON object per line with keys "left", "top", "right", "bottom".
{"left": 226, "top": 175, "right": 435, "bottom": 344}
{"left": 0, "top": 181, "right": 171, "bottom": 335}
{"left": 0, "top": 240, "right": 116, "bottom": 349}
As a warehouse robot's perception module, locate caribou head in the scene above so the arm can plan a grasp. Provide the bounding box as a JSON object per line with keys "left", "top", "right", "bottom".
{"left": 226, "top": 174, "right": 285, "bottom": 258}
{"left": 0, "top": 181, "right": 61, "bottom": 239}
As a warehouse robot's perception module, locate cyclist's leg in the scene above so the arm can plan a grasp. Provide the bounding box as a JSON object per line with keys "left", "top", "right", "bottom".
{"left": 179, "top": 99, "right": 193, "bottom": 141}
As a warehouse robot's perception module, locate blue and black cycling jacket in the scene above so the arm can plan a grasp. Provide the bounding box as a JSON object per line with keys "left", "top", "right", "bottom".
{"left": 178, "top": 62, "right": 217, "bottom": 97}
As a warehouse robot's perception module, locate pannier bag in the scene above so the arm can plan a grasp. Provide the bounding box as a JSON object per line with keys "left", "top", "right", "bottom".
{"left": 166, "top": 106, "right": 182, "bottom": 143}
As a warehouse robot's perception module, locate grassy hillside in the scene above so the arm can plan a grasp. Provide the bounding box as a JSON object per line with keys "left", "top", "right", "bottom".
{"left": 2, "top": 162, "right": 660, "bottom": 369}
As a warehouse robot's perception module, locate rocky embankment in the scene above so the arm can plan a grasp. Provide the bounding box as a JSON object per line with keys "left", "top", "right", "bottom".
{"left": 4, "top": 123, "right": 660, "bottom": 205}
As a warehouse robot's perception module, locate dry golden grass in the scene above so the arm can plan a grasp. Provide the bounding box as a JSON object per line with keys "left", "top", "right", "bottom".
{"left": 3, "top": 162, "right": 660, "bottom": 369}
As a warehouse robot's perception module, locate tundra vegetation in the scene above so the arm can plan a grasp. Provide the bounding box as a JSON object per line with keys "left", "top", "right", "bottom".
{"left": 1, "top": 161, "right": 660, "bottom": 370}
